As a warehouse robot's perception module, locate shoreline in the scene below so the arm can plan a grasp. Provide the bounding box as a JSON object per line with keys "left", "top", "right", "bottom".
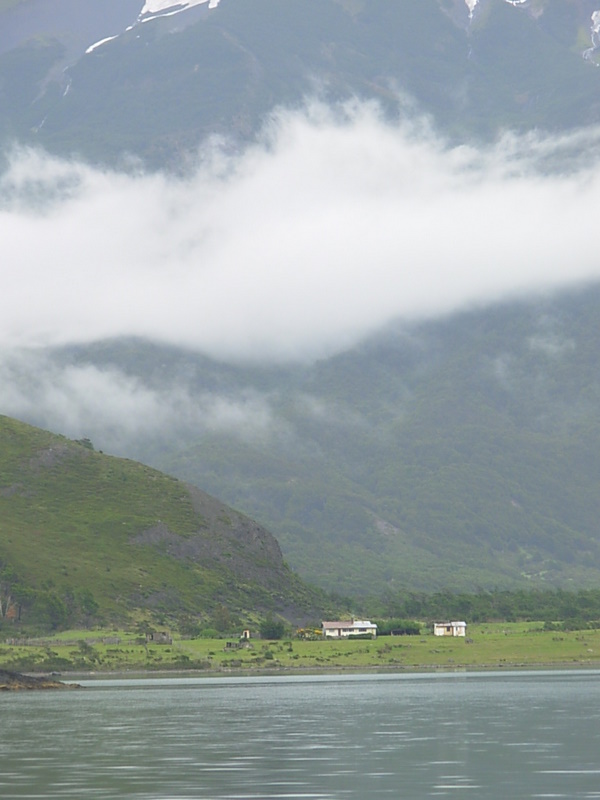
{"left": 0, "top": 668, "right": 82, "bottom": 690}
{"left": 37, "top": 658, "right": 600, "bottom": 682}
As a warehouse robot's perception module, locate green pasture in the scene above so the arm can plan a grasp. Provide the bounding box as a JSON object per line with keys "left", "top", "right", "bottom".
{"left": 2, "top": 623, "right": 600, "bottom": 674}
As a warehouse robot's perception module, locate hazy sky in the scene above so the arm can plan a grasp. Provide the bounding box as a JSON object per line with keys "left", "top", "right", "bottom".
{"left": 2, "top": 101, "right": 600, "bottom": 365}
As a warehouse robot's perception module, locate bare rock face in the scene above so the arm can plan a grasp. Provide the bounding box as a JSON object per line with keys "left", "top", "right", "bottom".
{"left": 132, "top": 483, "right": 289, "bottom": 589}
{"left": 0, "top": 669, "right": 80, "bottom": 690}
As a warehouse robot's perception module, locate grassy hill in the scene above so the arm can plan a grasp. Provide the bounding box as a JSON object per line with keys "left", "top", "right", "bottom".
{"left": 0, "top": 415, "right": 328, "bottom": 632}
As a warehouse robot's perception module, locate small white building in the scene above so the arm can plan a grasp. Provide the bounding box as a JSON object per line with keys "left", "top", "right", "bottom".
{"left": 433, "top": 621, "right": 467, "bottom": 637}
{"left": 322, "top": 619, "right": 378, "bottom": 639}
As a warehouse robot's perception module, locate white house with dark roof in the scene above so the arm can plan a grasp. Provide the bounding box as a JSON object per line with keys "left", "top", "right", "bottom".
{"left": 322, "top": 619, "right": 377, "bottom": 639}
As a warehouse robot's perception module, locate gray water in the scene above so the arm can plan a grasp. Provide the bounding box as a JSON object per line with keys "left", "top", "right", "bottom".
{"left": 1, "top": 670, "right": 600, "bottom": 799}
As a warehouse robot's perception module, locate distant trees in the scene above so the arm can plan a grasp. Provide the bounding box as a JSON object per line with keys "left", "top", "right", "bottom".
{"left": 211, "top": 605, "right": 241, "bottom": 634}
{"left": 259, "top": 617, "right": 286, "bottom": 640}
{"left": 177, "top": 617, "right": 203, "bottom": 639}
{"left": 375, "top": 588, "right": 600, "bottom": 627}
{"left": 375, "top": 619, "right": 421, "bottom": 636}
{"left": 212, "top": 605, "right": 232, "bottom": 632}
{"left": 0, "top": 564, "right": 25, "bottom": 623}
{"left": 28, "top": 591, "right": 68, "bottom": 631}
{"left": 0, "top": 565, "right": 100, "bottom": 632}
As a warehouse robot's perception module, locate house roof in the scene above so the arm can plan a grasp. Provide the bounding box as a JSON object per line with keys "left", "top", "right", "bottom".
{"left": 434, "top": 621, "right": 467, "bottom": 626}
{"left": 322, "top": 620, "right": 354, "bottom": 628}
{"left": 322, "top": 620, "right": 377, "bottom": 629}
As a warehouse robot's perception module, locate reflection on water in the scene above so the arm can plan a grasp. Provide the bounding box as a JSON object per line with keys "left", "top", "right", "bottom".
{"left": 1, "top": 671, "right": 600, "bottom": 799}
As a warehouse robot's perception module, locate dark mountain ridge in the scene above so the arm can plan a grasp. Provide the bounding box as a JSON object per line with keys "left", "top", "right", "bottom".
{"left": 3, "top": 0, "right": 600, "bottom": 165}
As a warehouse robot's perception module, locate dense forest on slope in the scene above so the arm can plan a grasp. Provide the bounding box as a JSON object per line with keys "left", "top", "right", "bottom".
{"left": 29, "top": 285, "right": 600, "bottom": 596}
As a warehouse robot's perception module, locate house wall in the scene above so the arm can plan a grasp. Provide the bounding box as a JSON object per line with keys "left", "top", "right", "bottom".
{"left": 322, "top": 620, "right": 377, "bottom": 638}
{"left": 433, "top": 622, "right": 466, "bottom": 637}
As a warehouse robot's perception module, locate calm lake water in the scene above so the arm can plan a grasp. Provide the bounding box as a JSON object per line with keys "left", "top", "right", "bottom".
{"left": 1, "top": 670, "right": 600, "bottom": 799}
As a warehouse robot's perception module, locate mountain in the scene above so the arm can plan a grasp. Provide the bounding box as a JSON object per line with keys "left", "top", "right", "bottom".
{"left": 2, "top": 0, "right": 600, "bottom": 165}
{"left": 0, "top": 415, "right": 327, "bottom": 631}
{"left": 2, "top": 1, "right": 600, "bottom": 600}
{"left": 12, "top": 285, "right": 597, "bottom": 596}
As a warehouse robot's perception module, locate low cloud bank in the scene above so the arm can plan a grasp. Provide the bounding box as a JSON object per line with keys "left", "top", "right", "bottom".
{"left": 0, "top": 351, "right": 280, "bottom": 452}
{"left": 2, "top": 103, "right": 600, "bottom": 363}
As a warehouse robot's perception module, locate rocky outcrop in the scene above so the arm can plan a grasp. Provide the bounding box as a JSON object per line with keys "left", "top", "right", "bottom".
{"left": 0, "top": 669, "right": 80, "bottom": 690}
{"left": 131, "top": 483, "right": 289, "bottom": 590}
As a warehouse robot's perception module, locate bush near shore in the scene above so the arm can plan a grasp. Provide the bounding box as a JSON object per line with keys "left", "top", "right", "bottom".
{"left": 1, "top": 622, "right": 599, "bottom": 674}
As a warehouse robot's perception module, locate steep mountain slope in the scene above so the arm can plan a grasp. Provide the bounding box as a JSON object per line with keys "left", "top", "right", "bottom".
{"left": 0, "top": 415, "right": 326, "bottom": 630}
{"left": 20, "top": 286, "right": 600, "bottom": 596}
{"left": 2, "top": 0, "right": 600, "bottom": 165}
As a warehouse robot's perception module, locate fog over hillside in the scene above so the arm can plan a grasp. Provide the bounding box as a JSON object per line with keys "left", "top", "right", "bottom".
{"left": 2, "top": 108, "right": 600, "bottom": 367}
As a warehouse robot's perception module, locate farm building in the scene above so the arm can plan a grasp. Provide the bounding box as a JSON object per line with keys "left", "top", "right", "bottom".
{"left": 146, "top": 631, "right": 173, "bottom": 645}
{"left": 322, "top": 619, "right": 378, "bottom": 639}
{"left": 433, "top": 621, "right": 467, "bottom": 637}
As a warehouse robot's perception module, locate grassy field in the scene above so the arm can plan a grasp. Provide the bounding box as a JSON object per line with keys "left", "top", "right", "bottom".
{"left": 1, "top": 623, "right": 599, "bottom": 675}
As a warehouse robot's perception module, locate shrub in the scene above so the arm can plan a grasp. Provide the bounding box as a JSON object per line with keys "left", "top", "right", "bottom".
{"left": 259, "top": 617, "right": 286, "bottom": 640}
{"left": 198, "top": 628, "right": 220, "bottom": 639}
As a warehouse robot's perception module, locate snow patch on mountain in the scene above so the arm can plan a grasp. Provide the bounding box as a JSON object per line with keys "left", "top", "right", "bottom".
{"left": 85, "top": 35, "right": 120, "bottom": 55}
{"left": 139, "top": 0, "right": 220, "bottom": 21}
{"left": 85, "top": 0, "right": 220, "bottom": 55}
{"left": 465, "top": 0, "right": 479, "bottom": 18}
{"left": 583, "top": 10, "right": 600, "bottom": 63}
{"left": 466, "top": 0, "right": 528, "bottom": 21}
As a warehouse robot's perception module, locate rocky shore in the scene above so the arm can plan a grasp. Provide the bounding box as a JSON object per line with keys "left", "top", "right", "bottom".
{"left": 0, "top": 669, "right": 81, "bottom": 690}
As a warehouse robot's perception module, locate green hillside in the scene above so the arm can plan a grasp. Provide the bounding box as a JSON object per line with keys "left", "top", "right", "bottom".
{"left": 0, "top": 416, "right": 327, "bottom": 632}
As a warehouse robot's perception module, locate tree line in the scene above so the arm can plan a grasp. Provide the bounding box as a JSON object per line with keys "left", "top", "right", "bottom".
{"left": 372, "top": 588, "right": 600, "bottom": 628}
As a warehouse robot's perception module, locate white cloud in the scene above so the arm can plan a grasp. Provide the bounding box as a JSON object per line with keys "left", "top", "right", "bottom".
{"left": 2, "top": 102, "right": 600, "bottom": 363}
{"left": 0, "top": 351, "right": 279, "bottom": 451}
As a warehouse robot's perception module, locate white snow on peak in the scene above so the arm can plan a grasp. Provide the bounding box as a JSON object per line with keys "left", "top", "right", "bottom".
{"left": 85, "top": 0, "right": 220, "bottom": 55}
{"left": 465, "top": 0, "right": 479, "bottom": 19}
{"left": 140, "top": 0, "right": 220, "bottom": 19}
{"left": 583, "top": 10, "right": 600, "bottom": 63}
{"left": 466, "top": 0, "right": 529, "bottom": 21}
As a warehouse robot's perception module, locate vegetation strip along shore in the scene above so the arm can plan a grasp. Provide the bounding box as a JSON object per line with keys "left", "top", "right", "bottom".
{"left": 2, "top": 623, "right": 600, "bottom": 676}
